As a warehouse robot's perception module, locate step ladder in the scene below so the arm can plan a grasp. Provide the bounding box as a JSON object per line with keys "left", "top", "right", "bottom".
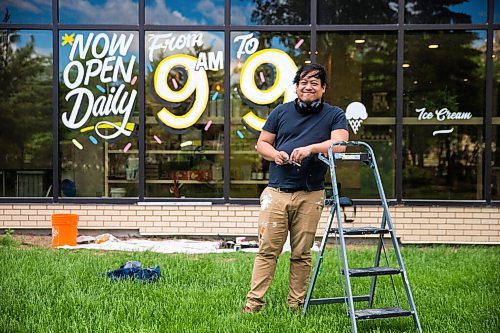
{"left": 302, "top": 141, "right": 422, "bottom": 333}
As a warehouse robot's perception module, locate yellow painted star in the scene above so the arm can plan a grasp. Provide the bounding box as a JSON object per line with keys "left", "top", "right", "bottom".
{"left": 61, "top": 33, "right": 75, "bottom": 46}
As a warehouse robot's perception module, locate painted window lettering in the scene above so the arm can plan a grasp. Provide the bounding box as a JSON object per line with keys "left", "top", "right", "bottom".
{"left": 345, "top": 102, "right": 368, "bottom": 134}
{"left": 415, "top": 107, "right": 473, "bottom": 136}
{"left": 153, "top": 54, "right": 209, "bottom": 130}
{"left": 61, "top": 32, "right": 137, "bottom": 141}
{"left": 234, "top": 33, "right": 259, "bottom": 59}
{"left": 239, "top": 49, "right": 298, "bottom": 132}
{"left": 415, "top": 107, "right": 472, "bottom": 121}
{"left": 147, "top": 33, "right": 204, "bottom": 62}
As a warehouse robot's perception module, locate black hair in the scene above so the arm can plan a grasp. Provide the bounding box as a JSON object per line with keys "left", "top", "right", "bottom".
{"left": 293, "top": 63, "right": 327, "bottom": 87}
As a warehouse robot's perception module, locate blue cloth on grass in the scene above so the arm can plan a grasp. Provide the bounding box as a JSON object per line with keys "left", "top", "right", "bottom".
{"left": 105, "top": 262, "right": 161, "bottom": 282}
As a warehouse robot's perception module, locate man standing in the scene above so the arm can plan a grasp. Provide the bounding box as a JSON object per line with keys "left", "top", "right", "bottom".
{"left": 242, "top": 63, "right": 349, "bottom": 313}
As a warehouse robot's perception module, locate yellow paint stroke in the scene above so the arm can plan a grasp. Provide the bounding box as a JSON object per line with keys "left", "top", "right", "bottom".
{"left": 71, "top": 138, "right": 83, "bottom": 150}
{"left": 61, "top": 33, "right": 75, "bottom": 46}
{"left": 242, "top": 112, "right": 266, "bottom": 132}
{"left": 80, "top": 122, "right": 135, "bottom": 133}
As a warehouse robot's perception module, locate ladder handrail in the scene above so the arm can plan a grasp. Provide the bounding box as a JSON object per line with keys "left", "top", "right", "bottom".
{"left": 327, "top": 143, "right": 357, "bottom": 332}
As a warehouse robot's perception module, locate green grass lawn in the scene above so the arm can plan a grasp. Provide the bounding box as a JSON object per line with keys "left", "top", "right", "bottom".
{"left": 0, "top": 239, "right": 499, "bottom": 333}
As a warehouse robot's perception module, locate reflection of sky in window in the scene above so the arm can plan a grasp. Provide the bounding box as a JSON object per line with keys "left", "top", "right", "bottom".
{"left": 59, "top": 0, "right": 139, "bottom": 24}
{"left": 0, "top": 0, "right": 52, "bottom": 24}
{"left": 230, "top": 1, "right": 256, "bottom": 25}
{"left": 145, "top": 0, "right": 224, "bottom": 25}
{"left": 448, "top": 0, "right": 487, "bottom": 23}
{"left": 59, "top": 31, "right": 139, "bottom": 71}
{"left": 471, "top": 30, "right": 487, "bottom": 50}
{"left": 405, "top": 0, "right": 488, "bottom": 23}
{"left": 1, "top": 0, "right": 495, "bottom": 25}
{"left": 13, "top": 30, "right": 52, "bottom": 57}
{"left": 496, "top": 0, "right": 500, "bottom": 23}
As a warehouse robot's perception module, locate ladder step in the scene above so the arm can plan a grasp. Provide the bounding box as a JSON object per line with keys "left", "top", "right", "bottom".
{"left": 343, "top": 266, "right": 401, "bottom": 277}
{"left": 330, "top": 226, "right": 389, "bottom": 235}
{"left": 355, "top": 307, "right": 412, "bottom": 320}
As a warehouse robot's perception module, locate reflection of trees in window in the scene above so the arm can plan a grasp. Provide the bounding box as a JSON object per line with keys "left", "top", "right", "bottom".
{"left": 404, "top": 31, "right": 484, "bottom": 118}
{"left": 404, "top": 127, "right": 481, "bottom": 199}
{"left": 0, "top": 28, "right": 52, "bottom": 170}
{"left": 248, "top": 0, "right": 309, "bottom": 25}
{"left": 403, "top": 31, "right": 485, "bottom": 199}
{"left": 318, "top": 0, "right": 398, "bottom": 24}
{"left": 317, "top": 33, "right": 396, "bottom": 116}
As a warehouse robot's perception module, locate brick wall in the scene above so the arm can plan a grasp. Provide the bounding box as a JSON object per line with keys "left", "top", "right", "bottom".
{"left": 0, "top": 204, "right": 499, "bottom": 244}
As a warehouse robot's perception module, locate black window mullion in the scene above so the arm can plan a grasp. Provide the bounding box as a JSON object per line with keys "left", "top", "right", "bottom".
{"left": 52, "top": 0, "right": 59, "bottom": 202}
{"left": 311, "top": 0, "right": 317, "bottom": 63}
{"left": 138, "top": 0, "right": 145, "bottom": 201}
{"left": 484, "top": 0, "right": 495, "bottom": 203}
{"left": 223, "top": 0, "right": 231, "bottom": 203}
{"left": 396, "top": 0, "right": 405, "bottom": 203}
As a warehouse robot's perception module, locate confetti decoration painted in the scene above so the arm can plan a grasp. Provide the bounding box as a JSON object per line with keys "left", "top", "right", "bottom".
{"left": 172, "top": 78, "right": 178, "bottom": 89}
{"left": 89, "top": 135, "right": 98, "bottom": 145}
{"left": 180, "top": 141, "right": 193, "bottom": 148}
{"left": 147, "top": 63, "right": 153, "bottom": 73}
{"left": 204, "top": 120, "right": 213, "bottom": 131}
{"left": 432, "top": 128, "right": 454, "bottom": 136}
{"left": 236, "top": 130, "right": 245, "bottom": 139}
{"left": 123, "top": 142, "right": 132, "bottom": 153}
{"left": 61, "top": 33, "right": 75, "bottom": 46}
{"left": 209, "top": 38, "right": 216, "bottom": 46}
{"left": 131, "top": 75, "right": 138, "bottom": 85}
{"left": 212, "top": 92, "right": 219, "bottom": 101}
{"left": 294, "top": 39, "right": 304, "bottom": 49}
{"left": 259, "top": 71, "right": 266, "bottom": 83}
{"left": 153, "top": 135, "right": 162, "bottom": 144}
{"left": 72, "top": 139, "right": 83, "bottom": 150}
{"left": 96, "top": 85, "right": 105, "bottom": 93}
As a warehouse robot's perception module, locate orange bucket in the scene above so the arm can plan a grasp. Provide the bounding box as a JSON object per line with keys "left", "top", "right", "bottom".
{"left": 52, "top": 214, "right": 78, "bottom": 247}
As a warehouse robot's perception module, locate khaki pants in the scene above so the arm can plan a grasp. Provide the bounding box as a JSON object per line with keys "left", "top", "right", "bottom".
{"left": 245, "top": 187, "right": 325, "bottom": 309}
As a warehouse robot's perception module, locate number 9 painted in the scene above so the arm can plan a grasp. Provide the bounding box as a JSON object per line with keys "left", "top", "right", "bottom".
{"left": 240, "top": 49, "right": 298, "bottom": 132}
{"left": 154, "top": 54, "right": 209, "bottom": 130}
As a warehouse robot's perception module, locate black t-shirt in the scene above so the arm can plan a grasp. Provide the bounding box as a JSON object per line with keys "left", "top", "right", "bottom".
{"left": 262, "top": 101, "right": 348, "bottom": 191}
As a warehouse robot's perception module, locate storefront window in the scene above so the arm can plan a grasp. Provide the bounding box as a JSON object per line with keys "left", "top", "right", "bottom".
{"left": 146, "top": 0, "right": 224, "bottom": 25}
{"left": 145, "top": 31, "right": 224, "bottom": 198}
{"left": 404, "top": 0, "right": 487, "bottom": 24}
{"left": 59, "top": 31, "right": 139, "bottom": 197}
{"left": 403, "top": 31, "right": 486, "bottom": 200}
{"left": 231, "top": 0, "right": 310, "bottom": 25}
{"left": 317, "top": 32, "right": 397, "bottom": 199}
{"left": 493, "top": 31, "right": 499, "bottom": 200}
{"left": 318, "top": 0, "right": 398, "bottom": 25}
{"left": 0, "top": 30, "right": 53, "bottom": 197}
{"left": 59, "top": 0, "right": 139, "bottom": 25}
{"left": 230, "top": 31, "right": 309, "bottom": 198}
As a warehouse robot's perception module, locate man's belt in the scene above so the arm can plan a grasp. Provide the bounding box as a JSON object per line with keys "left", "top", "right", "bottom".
{"left": 271, "top": 187, "right": 306, "bottom": 193}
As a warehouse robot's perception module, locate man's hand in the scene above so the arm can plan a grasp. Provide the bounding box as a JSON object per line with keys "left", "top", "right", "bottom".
{"left": 290, "top": 146, "right": 312, "bottom": 165}
{"left": 274, "top": 151, "right": 290, "bottom": 165}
